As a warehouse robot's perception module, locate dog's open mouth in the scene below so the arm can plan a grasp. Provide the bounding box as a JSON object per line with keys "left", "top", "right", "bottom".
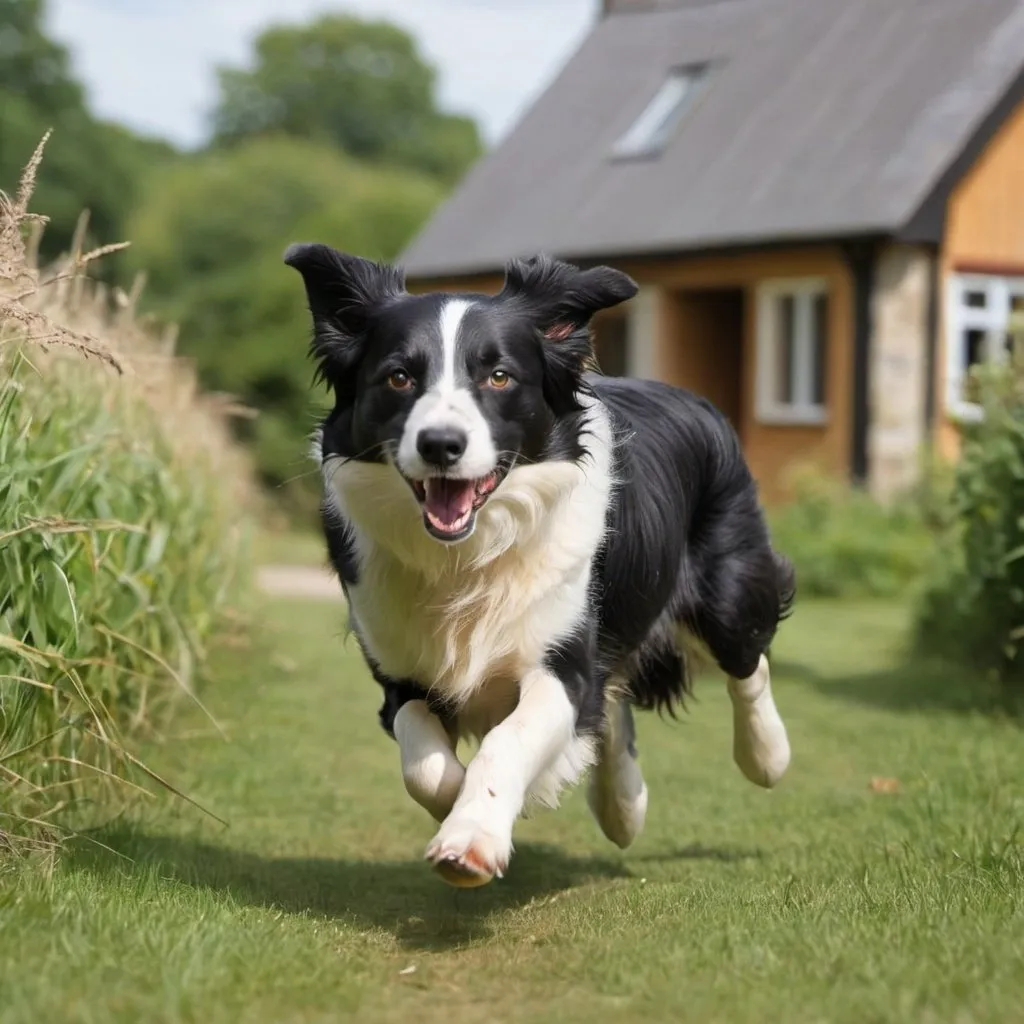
{"left": 408, "top": 471, "right": 503, "bottom": 541}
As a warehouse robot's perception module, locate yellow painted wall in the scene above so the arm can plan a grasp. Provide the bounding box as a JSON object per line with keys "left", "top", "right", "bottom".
{"left": 617, "top": 249, "right": 853, "bottom": 503}
{"left": 945, "top": 100, "right": 1024, "bottom": 271}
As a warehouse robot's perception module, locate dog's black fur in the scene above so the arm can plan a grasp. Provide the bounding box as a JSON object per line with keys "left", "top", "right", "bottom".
{"left": 594, "top": 375, "right": 796, "bottom": 706}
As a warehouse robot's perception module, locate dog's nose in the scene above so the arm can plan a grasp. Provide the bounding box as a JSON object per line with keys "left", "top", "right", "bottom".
{"left": 417, "top": 427, "right": 468, "bottom": 468}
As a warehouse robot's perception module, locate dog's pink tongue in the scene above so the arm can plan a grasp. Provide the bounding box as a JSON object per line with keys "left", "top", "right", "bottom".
{"left": 424, "top": 478, "right": 475, "bottom": 530}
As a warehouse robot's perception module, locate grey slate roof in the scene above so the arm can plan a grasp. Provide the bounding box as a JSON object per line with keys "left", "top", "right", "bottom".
{"left": 401, "top": 0, "right": 1024, "bottom": 278}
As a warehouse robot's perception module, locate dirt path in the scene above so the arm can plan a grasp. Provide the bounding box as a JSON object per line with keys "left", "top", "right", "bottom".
{"left": 256, "top": 564, "right": 342, "bottom": 601}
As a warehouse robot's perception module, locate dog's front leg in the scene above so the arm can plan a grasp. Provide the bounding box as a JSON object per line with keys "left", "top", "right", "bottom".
{"left": 424, "top": 667, "right": 579, "bottom": 887}
{"left": 393, "top": 700, "right": 465, "bottom": 823}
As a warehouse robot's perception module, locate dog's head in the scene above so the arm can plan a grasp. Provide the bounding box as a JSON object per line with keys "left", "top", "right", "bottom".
{"left": 285, "top": 244, "right": 637, "bottom": 543}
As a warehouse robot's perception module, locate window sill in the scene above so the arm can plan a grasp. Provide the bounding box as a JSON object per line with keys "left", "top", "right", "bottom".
{"left": 755, "top": 406, "right": 828, "bottom": 427}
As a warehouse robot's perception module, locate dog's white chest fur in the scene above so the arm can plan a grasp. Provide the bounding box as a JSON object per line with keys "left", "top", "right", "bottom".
{"left": 322, "top": 399, "right": 614, "bottom": 725}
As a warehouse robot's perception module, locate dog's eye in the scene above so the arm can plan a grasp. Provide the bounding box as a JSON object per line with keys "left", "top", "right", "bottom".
{"left": 488, "top": 370, "right": 512, "bottom": 389}
{"left": 387, "top": 370, "right": 413, "bottom": 391}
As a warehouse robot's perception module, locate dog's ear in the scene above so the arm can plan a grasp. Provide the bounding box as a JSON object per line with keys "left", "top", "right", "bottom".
{"left": 284, "top": 243, "right": 406, "bottom": 386}
{"left": 499, "top": 254, "right": 637, "bottom": 337}
{"left": 499, "top": 255, "right": 638, "bottom": 410}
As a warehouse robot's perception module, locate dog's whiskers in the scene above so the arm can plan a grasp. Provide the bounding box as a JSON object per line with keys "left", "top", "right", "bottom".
{"left": 322, "top": 441, "right": 392, "bottom": 483}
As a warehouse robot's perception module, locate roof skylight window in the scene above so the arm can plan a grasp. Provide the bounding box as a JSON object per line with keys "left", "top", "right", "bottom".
{"left": 612, "top": 64, "right": 711, "bottom": 159}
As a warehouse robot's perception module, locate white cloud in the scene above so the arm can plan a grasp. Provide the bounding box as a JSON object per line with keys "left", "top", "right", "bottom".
{"left": 45, "top": 0, "right": 594, "bottom": 148}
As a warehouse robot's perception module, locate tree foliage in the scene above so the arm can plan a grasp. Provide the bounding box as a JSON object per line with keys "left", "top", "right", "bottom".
{"left": 0, "top": 0, "right": 82, "bottom": 111}
{"left": 0, "top": 0, "right": 175, "bottom": 260}
{"left": 211, "top": 15, "right": 482, "bottom": 185}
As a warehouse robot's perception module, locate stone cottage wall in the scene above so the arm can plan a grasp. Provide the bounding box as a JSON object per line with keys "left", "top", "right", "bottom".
{"left": 868, "top": 244, "right": 932, "bottom": 500}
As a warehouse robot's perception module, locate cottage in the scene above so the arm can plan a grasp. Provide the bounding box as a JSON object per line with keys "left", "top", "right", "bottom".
{"left": 400, "top": 0, "right": 1024, "bottom": 502}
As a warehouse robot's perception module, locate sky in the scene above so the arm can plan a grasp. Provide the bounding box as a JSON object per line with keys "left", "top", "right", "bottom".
{"left": 45, "top": 0, "right": 595, "bottom": 149}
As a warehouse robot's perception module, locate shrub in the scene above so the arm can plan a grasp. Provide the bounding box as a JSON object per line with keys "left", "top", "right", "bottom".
{"left": 769, "top": 468, "right": 939, "bottom": 599}
{"left": 1, "top": 139, "right": 254, "bottom": 845}
{"left": 914, "top": 341, "right": 1024, "bottom": 701}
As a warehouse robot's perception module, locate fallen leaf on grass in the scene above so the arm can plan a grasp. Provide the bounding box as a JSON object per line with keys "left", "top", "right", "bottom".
{"left": 869, "top": 777, "right": 900, "bottom": 794}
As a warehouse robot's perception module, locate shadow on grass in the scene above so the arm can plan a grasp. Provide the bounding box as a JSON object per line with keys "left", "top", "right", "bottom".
{"left": 66, "top": 828, "right": 637, "bottom": 951}
{"left": 776, "top": 658, "right": 1022, "bottom": 719}
{"left": 66, "top": 827, "right": 764, "bottom": 950}
{"left": 628, "top": 843, "right": 763, "bottom": 864}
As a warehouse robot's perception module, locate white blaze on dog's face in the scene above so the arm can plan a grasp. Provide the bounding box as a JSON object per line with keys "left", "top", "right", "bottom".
{"left": 392, "top": 299, "right": 502, "bottom": 540}
{"left": 283, "top": 244, "right": 638, "bottom": 543}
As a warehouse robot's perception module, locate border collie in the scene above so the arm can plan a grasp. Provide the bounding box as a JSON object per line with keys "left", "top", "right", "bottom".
{"left": 285, "top": 244, "right": 795, "bottom": 888}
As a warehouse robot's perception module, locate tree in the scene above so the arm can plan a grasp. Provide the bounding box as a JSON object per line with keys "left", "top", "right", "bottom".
{"left": 0, "top": 0, "right": 83, "bottom": 113}
{"left": 211, "top": 15, "right": 482, "bottom": 185}
{"left": 0, "top": 0, "right": 177, "bottom": 262}
{"left": 125, "top": 136, "right": 444, "bottom": 502}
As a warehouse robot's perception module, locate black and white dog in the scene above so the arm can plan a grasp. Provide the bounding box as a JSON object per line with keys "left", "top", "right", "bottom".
{"left": 285, "top": 244, "right": 795, "bottom": 888}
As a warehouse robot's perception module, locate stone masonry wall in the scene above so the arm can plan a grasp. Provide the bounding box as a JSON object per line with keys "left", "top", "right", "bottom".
{"left": 868, "top": 244, "right": 931, "bottom": 500}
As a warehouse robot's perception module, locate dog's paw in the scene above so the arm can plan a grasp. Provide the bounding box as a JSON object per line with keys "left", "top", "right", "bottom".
{"left": 424, "top": 816, "right": 511, "bottom": 888}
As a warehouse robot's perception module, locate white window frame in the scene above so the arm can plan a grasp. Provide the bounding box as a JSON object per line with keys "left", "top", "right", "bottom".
{"left": 755, "top": 277, "right": 829, "bottom": 426}
{"left": 945, "top": 273, "right": 1024, "bottom": 422}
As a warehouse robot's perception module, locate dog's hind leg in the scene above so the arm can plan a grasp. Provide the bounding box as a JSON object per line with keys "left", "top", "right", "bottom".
{"left": 393, "top": 700, "right": 465, "bottom": 822}
{"left": 681, "top": 507, "right": 794, "bottom": 790}
{"left": 681, "top": 627, "right": 790, "bottom": 789}
{"left": 586, "top": 695, "right": 648, "bottom": 849}
{"left": 726, "top": 654, "right": 789, "bottom": 789}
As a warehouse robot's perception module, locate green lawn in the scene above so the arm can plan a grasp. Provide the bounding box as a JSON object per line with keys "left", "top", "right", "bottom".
{"left": 1, "top": 594, "right": 1022, "bottom": 1023}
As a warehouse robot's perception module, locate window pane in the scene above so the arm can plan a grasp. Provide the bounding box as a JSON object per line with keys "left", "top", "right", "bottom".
{"left": 965, "top": 329, "right": 986, "bottom": 367}
{"left": 1009, "top": 294, "right": 1024, "bottom": 363}
{"left": 774, "top": 295, "right": 795, "bottom": 405}
{"left": 964, "top": 289, "right": 987, "bottom": 308}
{"left": 612, "top": 65, "right": 710, "bottom": 158}
{"left": 811, "top": 292, "right": 828, "bottom": 406}
{"left": 963, "top": 328, "right": 985, "bottom": 403}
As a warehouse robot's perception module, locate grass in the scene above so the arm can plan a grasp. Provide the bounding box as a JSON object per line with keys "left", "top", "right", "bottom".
{"left": 1, "top": 592, "right": 1021, "bottom": 1023}
{"left": 1, "top": 139, "right": 253, "bottom": 841}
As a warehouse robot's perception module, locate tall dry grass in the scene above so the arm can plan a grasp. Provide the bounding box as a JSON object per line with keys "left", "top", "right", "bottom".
{"left": 1, "top": 136, "right": 257, "bottom": 848}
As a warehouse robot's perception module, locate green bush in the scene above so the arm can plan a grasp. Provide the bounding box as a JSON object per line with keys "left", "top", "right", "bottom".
{"left": 914, "top": 348, "right": 1024, "bottom": 700}
{"left": 769, "top": 469, "right": 939, "bottom": 599}
{"left": 1, "top": 147, "right": 253, "bottom": 843}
